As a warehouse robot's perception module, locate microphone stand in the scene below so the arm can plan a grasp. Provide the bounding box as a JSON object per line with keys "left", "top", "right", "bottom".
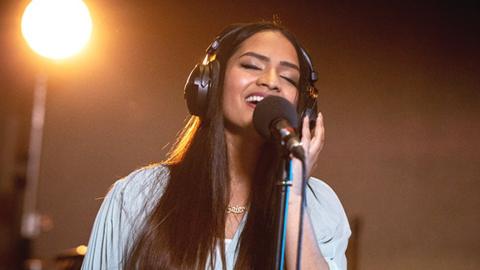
{"left": 273, "top": 152, "right": 308, "bottom": 270}
{"left": 273, "top": 155, "right": 293, "bottom": 270}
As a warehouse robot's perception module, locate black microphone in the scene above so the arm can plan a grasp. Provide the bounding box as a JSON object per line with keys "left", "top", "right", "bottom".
{"left": 253, "top": 96, "right": 305, "bottom": 160}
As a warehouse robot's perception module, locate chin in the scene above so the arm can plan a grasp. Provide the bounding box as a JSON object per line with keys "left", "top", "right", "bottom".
{"left": 224, "top": 119, "right": 257, "bottom": 136}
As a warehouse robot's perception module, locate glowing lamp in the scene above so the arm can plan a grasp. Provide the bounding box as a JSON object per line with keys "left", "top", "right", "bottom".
{"left": 21, "top": 0, "right": 93, "bottom": 60}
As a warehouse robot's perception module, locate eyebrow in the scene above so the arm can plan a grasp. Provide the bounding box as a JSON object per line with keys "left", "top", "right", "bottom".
{"left": 239, "top": 51, "right": 300, "bottom": 71}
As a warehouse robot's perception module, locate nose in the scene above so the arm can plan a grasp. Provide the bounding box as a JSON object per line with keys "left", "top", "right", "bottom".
{"left": 256, "top": 68, "right": 280, "bottom": 92}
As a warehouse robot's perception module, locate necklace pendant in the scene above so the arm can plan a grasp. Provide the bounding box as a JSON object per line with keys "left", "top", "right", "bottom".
{"left": 227, "top": 206, "right": 247, "bottom": 214}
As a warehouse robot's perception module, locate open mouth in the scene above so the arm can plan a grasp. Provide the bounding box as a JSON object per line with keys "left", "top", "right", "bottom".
{"left": 245, "top": 94, "right": 265, "bottom": 106}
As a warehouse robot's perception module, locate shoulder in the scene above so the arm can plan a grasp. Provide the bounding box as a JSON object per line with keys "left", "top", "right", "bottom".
{"left": 305, "top": 177, "right": 351, "bottom": 243}
{"left": 81, "top": 164, "right": 170, "bottom": 269}
{"left": 306, "top": 177, "right": 345, "bottom": 215}
{"left": 113, "top": 163, "right": 170, "bottom": 197}
{"left": 110, "top": 163, "right": 170, "bottom": 214}
{"left": 305, "top": 177, "right": 351, "bottom": 269}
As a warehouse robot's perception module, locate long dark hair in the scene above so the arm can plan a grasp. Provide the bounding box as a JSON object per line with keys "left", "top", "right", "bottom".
{"left": 125, "top": 22, "right": 314, "bottom": 269}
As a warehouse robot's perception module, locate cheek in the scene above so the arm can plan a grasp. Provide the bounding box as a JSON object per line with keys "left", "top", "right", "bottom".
{"left": 222, "top": 69, "right": 252, "bottom": 101}
{"left": 285, "top": 88, "right": 299, "bottom": 106}
{"left": 222, "top": 73, "right": 241, "bottom": 115}
{"left": 222, "top": 69, "right": 235, "bottom": 105}
{"left": 222, "top": 81, "right": 238, "bottom": 110}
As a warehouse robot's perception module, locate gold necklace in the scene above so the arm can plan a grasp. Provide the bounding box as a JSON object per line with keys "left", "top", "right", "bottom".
{"left": 226, "top": 206, "right": 247, "bottom": 214}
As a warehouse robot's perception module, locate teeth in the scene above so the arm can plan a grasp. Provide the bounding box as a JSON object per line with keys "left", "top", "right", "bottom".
{"left": 245, "top": 95, "right": 264, "bottom": 103}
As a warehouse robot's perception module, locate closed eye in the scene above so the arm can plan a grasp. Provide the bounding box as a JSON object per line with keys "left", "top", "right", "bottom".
{"left": 240, "top": 63, "right": 261, "bottom": 70}
{"left": 281, "top": 76, "right": 299, "bottom": 87}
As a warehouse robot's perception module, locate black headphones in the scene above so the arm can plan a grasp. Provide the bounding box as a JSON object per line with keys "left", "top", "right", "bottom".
{"left": 184, "top": 25, "right": 319, "bottom": 128}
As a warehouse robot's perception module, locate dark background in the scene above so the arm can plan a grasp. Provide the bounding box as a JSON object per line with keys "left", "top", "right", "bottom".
{"left": 1, "top": 1, "right": 479, "bottom": 269}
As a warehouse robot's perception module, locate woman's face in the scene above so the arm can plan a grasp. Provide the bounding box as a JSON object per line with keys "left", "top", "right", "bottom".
{"left": 222, "top": 30, "right": 300, "bottom": 132}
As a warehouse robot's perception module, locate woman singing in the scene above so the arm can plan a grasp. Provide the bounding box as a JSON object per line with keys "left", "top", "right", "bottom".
{"left": 82, "top": 21, "right": 350, "bottom": 270}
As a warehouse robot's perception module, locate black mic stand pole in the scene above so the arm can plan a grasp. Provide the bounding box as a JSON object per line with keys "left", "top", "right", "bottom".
{"left": 273, "top": 153, "right": 293, "bottom": 270}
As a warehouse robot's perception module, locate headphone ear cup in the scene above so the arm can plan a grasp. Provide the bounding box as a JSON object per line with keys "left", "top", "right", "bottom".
{"left": 304, "top": 102, "right": 318, "bottom": 130}
{"left": 206, "top": 60, "right": 220, "bottom": 111}
{"left": 299, "top": 86, "right": 319, "bottom": 134}
{"left": 184, "top": 63, "right": 212, "bottom": 118}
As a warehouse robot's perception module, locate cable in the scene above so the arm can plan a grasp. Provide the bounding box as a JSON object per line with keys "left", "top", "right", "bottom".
{"left": 295, "top": 159, "right": 308, "bottom": 270}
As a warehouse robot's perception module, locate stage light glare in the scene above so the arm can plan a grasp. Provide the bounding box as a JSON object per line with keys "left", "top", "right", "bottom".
{"left": 21, "top": 0, "right": 93, "bottom": 60}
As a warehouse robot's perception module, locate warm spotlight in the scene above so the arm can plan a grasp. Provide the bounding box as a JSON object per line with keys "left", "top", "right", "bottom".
{"left": 21, "top": 0, "right": 93, "bottom": 60}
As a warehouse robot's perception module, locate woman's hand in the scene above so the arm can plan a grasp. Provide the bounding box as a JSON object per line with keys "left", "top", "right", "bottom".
{"left": 291, "top": 112, "right": 325, "bottom": 196}
{"left": 300, "top": 112, "right": 325, "bottom": 177}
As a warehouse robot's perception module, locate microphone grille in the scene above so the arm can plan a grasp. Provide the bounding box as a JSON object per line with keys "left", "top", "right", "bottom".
{"left": 252, "top": 96, "right": 298, "bottom": 140}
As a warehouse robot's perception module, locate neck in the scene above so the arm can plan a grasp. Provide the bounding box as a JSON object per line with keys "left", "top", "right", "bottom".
{"left": 225, "top": 127, "right": 263, "bottom": 205}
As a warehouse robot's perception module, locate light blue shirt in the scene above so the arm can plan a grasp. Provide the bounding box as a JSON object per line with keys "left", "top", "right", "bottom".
{"left": 82, "top": 165, "right": 351, "bottom": 269}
